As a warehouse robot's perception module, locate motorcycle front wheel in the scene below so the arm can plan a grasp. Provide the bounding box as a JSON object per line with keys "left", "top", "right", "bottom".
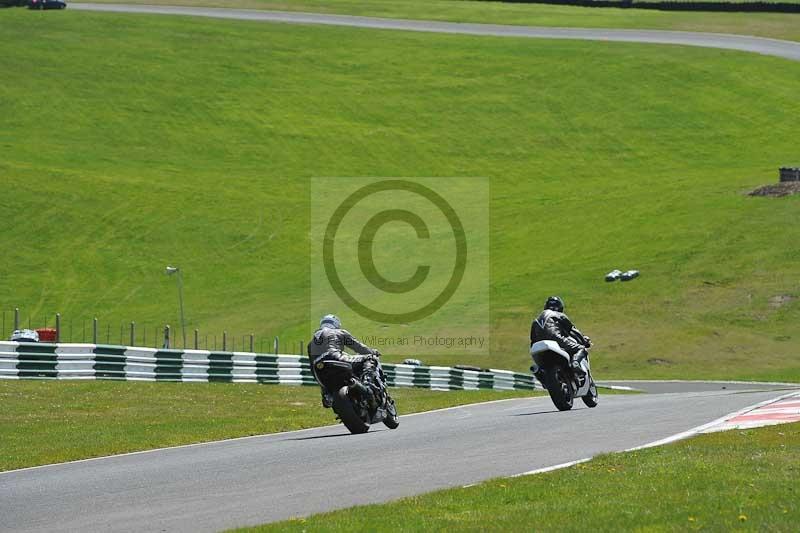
{"left": 582, "top": 381, "right": 599, "bottom": 408}
{"left": 383, "top": 396, "right": 399, "bottom": 429}
{"left": 547, "top": 369, "right": 574, "bottom": 411}
{"left": 334, "top": 386, "right": 370, "bottom": 434}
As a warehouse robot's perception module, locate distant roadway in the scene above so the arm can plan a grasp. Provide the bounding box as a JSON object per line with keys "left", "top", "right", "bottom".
{"left": 71, "top": 3, "right": 800, "bottom": 62}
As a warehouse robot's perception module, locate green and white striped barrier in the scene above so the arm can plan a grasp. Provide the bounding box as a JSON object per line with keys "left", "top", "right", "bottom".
{"left": 383, "top": 364, "right": 535, "bottom": 391}
{"left": 0, "top": 341, "right": 536, "bottom": 391}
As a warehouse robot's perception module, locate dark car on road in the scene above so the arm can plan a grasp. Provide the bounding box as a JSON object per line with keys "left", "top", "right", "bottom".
{"left": 28, "top": 0, "right": 66, "bottom": 9}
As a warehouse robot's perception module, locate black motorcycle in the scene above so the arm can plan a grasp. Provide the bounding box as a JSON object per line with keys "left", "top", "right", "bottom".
{"left": 313, "top": 358, "right": 399, "bottom": 434}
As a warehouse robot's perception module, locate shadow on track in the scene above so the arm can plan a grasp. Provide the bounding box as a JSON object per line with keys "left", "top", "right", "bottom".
{"left": 287, "top": 429, "right": 388, "bottom": 441}
{"left": 511, "top": 409, "right": 573, "bottom": 416}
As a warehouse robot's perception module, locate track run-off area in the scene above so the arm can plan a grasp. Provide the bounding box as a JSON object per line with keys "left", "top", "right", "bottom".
{"left": 71, "top": 3, "right": 800, "bottom": 62}
{"left": 2, "top": 382, "right": 799, "bottom": 532}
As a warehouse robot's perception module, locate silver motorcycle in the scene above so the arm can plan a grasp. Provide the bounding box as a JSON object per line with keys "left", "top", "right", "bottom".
{"left": 530, "top": 340, "right": 598, "bottom": 411}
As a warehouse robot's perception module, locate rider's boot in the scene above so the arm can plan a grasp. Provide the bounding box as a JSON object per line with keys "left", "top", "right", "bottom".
{"left": 573, "top": 366, "right": 587, "bottom": 388}
{"left": 367, "top": 384, "right": 383, "bottom": 411}
{"left": 320, "top": 387, "right": 334, "bottom": 409}
{"left": 361, "top": 366, "right": 384, "bottom": 411}
{"left": 572, "top": 349, "right": 588, "bottom": 387}
{"left": 367, "top": 391, "right": 379, "bottom": 412}
{"left": 371, "top": 378, "right": 387, "bottom": 407}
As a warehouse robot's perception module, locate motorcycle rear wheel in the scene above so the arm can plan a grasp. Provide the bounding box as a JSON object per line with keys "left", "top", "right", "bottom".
{"left": 547, "top": 370, "right": 573, "bottom": 411}
{"left": 334, "top": 386, "right": 370, "bottom": 434}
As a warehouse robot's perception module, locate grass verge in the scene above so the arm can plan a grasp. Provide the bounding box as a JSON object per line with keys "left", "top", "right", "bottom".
{"left": 83, "top": 0, "right": 800, "bottom": 41}
{"left": 244, "top": 421, "right": 800, "bottom": 531}
{"left": 0, "top": 380, "right": 538, "bottom": 472}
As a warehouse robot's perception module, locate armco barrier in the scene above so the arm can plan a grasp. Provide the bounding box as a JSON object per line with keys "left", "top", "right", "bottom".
{"left": 0, "top": 341, "right": 536, "bottom": 391}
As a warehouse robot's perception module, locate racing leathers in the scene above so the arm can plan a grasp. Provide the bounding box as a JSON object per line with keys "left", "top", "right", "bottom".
{"left": 530, "top": 309, "right": 591, "bottom": 384}
{"left": 308, "top": 326, "right": 382, "bottom": 408}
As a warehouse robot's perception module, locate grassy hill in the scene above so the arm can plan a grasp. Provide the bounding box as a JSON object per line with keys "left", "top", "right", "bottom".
{"left": 1, "top": 10, "right": 798, "bottom": 380}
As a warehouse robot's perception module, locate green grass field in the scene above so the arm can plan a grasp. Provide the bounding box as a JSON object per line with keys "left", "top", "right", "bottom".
{"left": 244, "top": 421, "right": 800, "bottom": 531}
{"left": 0, "top": 380, "right": 538, "bottom": 471}
{"left": 86, "top": 0, "right": 800, "bottom": 41}
{"left": 1, "top": 10, "right": 798, "bottom": 382}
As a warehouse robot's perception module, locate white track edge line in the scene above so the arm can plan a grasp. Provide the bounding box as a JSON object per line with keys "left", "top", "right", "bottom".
{"left": 627, "top": 390, "right": 800, "bottom": 450}
{"left": 596, "top": 384, "right": 641, "bottom": 391}
{"left": 512, "top": 457, "right": 593, "bottom": 478}
{"left": 508, "top": 390, "right": 800, "bottom": 480}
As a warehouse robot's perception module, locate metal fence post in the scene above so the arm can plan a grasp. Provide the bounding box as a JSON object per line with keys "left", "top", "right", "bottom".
{"left": 93, "top": 318, "right": 98, "bottom": 344}
{"left": 194, "top": 329, "right": 199, "bottom": 350}
{"left": 273, "top": 336, "right": 279, "bottom": 355}
{"left": 164, "top": 325, "right": 171, "bottom": 349}
{"left": 130, "top": 322, "right": 136, "bottom": 346}
{"left": 14, "top": 308, "right": 19, "bottom": 332}
{"left": 222, "top": 331, "right": 227, "bottom": 351}
{"left": 249, "top": 334, "right": 254, "bottom": 353}
{"left": 55, "top": 313, "right": 61, "bottom": 342}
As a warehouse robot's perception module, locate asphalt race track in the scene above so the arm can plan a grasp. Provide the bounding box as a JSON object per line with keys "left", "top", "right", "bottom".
{"left": 72, "top": 3, "right": 800, "bottom": 63}
{"left": 597, "top": 380, "right": 797, "bottom": 394}
{"left": 2, "top": 384, "right": 799, "bottom": 532}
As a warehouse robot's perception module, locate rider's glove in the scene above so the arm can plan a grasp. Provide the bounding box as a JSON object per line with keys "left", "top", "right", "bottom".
{"left": 372, "top": 349, "right": 381, "bottom": 357}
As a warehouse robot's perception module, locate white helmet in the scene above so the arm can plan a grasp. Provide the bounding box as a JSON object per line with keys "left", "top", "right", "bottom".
{"left": 320, "top": 314, "right": 341, "bottom": 329}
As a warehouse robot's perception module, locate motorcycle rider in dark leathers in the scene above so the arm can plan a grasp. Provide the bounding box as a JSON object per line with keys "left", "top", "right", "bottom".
{"left": 308, "top": 314, "right": 383, "bottom": 409}
{"left": 530, "top": 296, "right": 592, "bottom": 385}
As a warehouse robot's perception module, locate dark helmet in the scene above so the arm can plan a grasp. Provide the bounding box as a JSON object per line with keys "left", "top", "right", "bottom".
{"left": 544, "top": 296, "right": 564, "bottom": 313}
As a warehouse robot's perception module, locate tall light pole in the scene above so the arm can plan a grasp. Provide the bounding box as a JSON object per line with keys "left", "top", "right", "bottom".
{"left": 166, "top": 266, "right": 186, "bottom": 348}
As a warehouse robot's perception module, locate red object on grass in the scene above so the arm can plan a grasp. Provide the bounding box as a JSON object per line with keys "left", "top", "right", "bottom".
{"left": 36, "top": 328, "right": 57, "bottom": 342}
